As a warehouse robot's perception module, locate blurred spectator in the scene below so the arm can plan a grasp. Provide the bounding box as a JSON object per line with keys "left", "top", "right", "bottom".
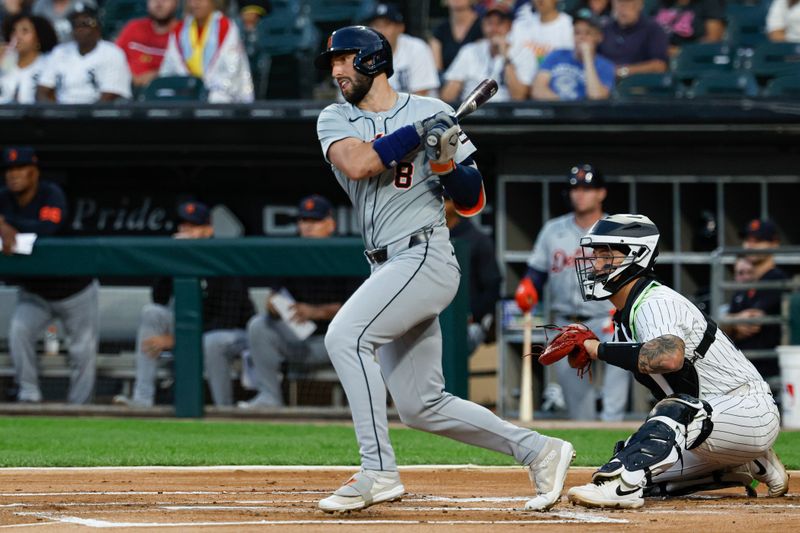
{"left": 240, "top": 195, "right": 362, "bottom": 409}
{"left": 364, "top": 2, "right": 440, "bottom": 96}
{"left": 598, "top": 0, "right": 668, "bottom": 78}
{"left": 36, "top": 4, "right": 132, "bottom": 103}
{"left": 725, "top": 219, "right": 787, "bottom": 380}
{"left": 1, "top": 146, "right": 98, "bottom": 404}
{"left": 159, "top": 0, "right": 254, "bottom": 102}
{"left": 441, "top": 0, "right": 534, "bottom": 102}
{"left": 653, "top": 0, "right": 725, "bottom": 56}
{"left": 236, "top": 0, "right": 270, "bottom": 66}
{"left": 32, "top": 0, "right": 94, "bottom": 43}
{"left": 509, "top": 0, "right": 574, "bottom": 64}
{"left": 443, "top": 192, "right": 501, "bottom": 355}
{"left": 0, "top": 14, "right": 56, "bottom": 103}
{"left": 114, "top": 201, "right": 256, "bottom": 408}
{"left": 532, "top": 9, "right": 614, "bottom": 100}
{"left": 573, "top": 0, "right": 613, "bottom": 27}
{"left": 767, "top": 0, "right": 800, "bottom": 42}
{"left": 1, "top": 0, "right": 35, "bottom": 73}
{"left": 430, "top": 0, "right": 483, "bottom": 73}
{"left": 115, "top": 0, "right": 179, "bottom": 90}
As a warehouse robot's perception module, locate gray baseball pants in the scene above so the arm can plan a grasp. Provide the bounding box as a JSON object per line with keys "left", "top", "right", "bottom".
{"left": 131, "top": 303, "right": 247, "bottom": 406}
{"left": 246, "top": 314, "right": 330, "bottom": 406}
{"left": 9, "top": 281, "right": 99, "bottom": 404}
{"left": 325, "top": 228, "right": 547, "bottom": 472}
{"left": 553, "top": 313, "right": 630, "bottom": 421}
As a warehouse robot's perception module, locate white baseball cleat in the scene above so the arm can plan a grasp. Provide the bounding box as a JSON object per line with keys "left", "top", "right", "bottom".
{"left": 524, "top": 438, "right": 575, "bottom": 511}
{"left": 567, "top": 476, "right": 644, "bottom": 509}
{"left": 733, "top": 448, "right": 789, "bottom": 497}
{"left": 318, "top": 470, "right": 405, "bottom": 513}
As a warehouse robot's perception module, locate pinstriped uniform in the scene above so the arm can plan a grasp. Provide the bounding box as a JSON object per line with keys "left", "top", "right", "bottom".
{"left": 316, "top": 92, "right": 547, "bottom": 473}
{"left": 615, "top": 279, "right": 780, "bottom": 481}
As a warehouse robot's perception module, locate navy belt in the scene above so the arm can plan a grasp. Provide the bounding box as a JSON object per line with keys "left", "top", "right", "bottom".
{"left": 364, "top": 230, "right": 432, "bottom": 265}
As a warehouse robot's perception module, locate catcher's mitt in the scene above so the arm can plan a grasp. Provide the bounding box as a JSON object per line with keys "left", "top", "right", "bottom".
{"left": 537, "top": 323, "right": 598, "bottom": 379}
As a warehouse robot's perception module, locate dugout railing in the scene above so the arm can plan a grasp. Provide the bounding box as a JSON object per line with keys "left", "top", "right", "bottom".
{"left": 0, "top": 237, "right": 471, "bottom": 418}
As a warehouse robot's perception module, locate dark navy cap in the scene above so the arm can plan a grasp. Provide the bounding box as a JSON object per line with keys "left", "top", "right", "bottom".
{"left": 742, "top": 218, "right": 779, "bottom": 242}
{"left": 298, "top": 194, "right": 333, "bottom": 220}
{"left": 3, "top": 146, "right": 38, "bottom": 167}
{"left": 363, "top": 3, "right": 404, "bottom": 24}
{"left": 568, "top": 164, "right": 605, "bottom": 188}
{"left": 484, "top": 0, "right": 514, "bottom": 19}
{"left": 178, "top": 201, "right": 211, "bottom": 225}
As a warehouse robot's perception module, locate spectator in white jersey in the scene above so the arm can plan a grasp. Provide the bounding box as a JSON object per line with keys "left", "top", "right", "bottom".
{"left": 441, "top": 0, "right": 535, "bottom": 103}
{"left": 565, "top": 214, "right": 787, "bottom": 509}
{"left": 364, "top": 3, "right": 440, "bottom": 96}
{"left": 36, "top": 4, "right": 132, "bottom": 103}
{"left": 0, "top": 14, "right": 57, "bottom": 103}
{"left": 509, "top": 0, "right": 574, "bottom": 64}
{"left": 515, "top": 165, "right": 629, "bottom": 421}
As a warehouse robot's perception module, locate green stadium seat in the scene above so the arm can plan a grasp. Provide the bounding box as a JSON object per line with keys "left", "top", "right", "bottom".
{"left": 307, "top": 0, "right": 375, "bottom": 24}
{"left": 100, "top": 0, "right": 148, "bottom": 40}
{"left": 614, "top": 73, "right": 677, "bottom": 99}
{"left": 141, "top": 76, "right": 207, "bottom": 101}
{"left": 746, "top": 42, "right": 800, "bottom": 81}
{"left": 673, "top": 43, "right": 734, "bottom": 83}
{"left": 762, "top": 73, "right": 800, "bottom": 97}
{"left": 725, "top": 3, "right": 768, "bottom": 50}
{"left": 685, "top": 72, "right": 759, "bottom": 98}
{"left": 558, "top": 0, "right": 581, "bottom": 15}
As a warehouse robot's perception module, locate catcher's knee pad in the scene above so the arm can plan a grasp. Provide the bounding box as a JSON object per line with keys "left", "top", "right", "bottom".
{"left": 593, "top": 394, "right": 713, "bottom": 488}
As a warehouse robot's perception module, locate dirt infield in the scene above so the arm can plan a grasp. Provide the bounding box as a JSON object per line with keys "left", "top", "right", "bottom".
{"left": 0, "top": 467, "right": 797, "bottom": 532}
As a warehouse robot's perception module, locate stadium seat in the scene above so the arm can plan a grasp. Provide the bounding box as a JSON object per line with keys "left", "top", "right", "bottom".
{"left": 726, "top": 3, "right": 768, "bottom": 50}
{"left": 685, "top": 72, "right": 759, "bottom": 98}
{"left": 306, "top": 0, "right": 375, "bottom": 24}
{"left": 762, "top": 74, "right": 800, "bottom": 97}
{"left": 614, "top": 73, "right": 677, "bottom": 99}
{"left": 100, "top": 0, "right": 148, "bottom": 40}
{"left": 141, "top": 76, "right": 208, "bottom": 101}
{"left": 746, "top": 42, "right": 800, "bottom": 81}
{"left": 253, "top": 7, "right": 320, "bottom": 99}
{"left": 558, "top": 0, "right": 581, "bottom": 15}
{"left": 673, "top": 43, "right": 734, "bottom": 83}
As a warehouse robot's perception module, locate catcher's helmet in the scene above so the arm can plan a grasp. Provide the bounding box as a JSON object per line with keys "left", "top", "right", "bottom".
{"left": 575, "top": 214, "right": 660, "bottom": 301}
{"left": 314, "top": 25, "right": 393, "bottom": 78}
{"left": 568, "top": 164, "right": 605, "bottom": 188}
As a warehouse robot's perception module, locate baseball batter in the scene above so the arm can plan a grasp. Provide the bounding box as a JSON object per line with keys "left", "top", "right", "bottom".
{"left": 516, "top": 166, "right": 629, "bottom": 421}
{"left": 314, "top": 25, "right": 574, "bottom": 514}
{"left": 563, "top": 214, "right": 788, "bottom": 509}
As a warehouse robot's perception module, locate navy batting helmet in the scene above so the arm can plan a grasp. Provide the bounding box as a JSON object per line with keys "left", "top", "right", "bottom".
{"left": 314, "top": 25, "right": 393, "bottom": 78}
{"left": 568, "top": 164, "right": 605, "bottom": 188}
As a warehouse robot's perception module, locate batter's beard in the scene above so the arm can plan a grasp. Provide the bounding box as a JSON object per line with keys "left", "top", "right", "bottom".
{"left": 341, "top": 72, "right": 374, "bottom": 105}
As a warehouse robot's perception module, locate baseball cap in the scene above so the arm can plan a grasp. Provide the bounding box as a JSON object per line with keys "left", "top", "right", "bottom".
{"left": 484, "top": 0, "right": 514, "bottom": 19}
{"left": 298, "top": 194, "right": 333, "bottom": 220}
{"left": 239, "top": 0, "right": 271, "bottom": 17}
{"left": 178, "top": 201, "right": 211, "bottom": 225}
{"left": 573, "top": 7, "right": 603, "bottom": 29}
{"left": 3, "top": 146, "right": 38, "bottom": 167}
{"left": 363, "top": 3, "right": 404, "bottom": 24}
{"left": 742, "top": 218, "right": 779, "bottom": 242}
{"left": 568, "top": 164, "right": 605, "bottom": 188}
{"left": 68, "top": 2, "right": 99, "bottom": 24}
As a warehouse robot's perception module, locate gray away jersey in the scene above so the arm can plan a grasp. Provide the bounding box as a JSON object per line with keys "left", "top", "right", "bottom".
{"left": 317, "top": 93, "right": 476, "bottom": 249}
{"left": 619, "top": 281, "right": 767, "bottom": 399}
{"left": 527, "top": 213, "right": 613, "bottom": 317}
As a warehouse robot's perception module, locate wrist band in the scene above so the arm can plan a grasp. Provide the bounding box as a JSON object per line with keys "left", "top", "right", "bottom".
{"left": 372, "top": 125, "right": 420, "bottom": 168}
{"left": 597, "top": 342, "right": 642, "bottom": 372}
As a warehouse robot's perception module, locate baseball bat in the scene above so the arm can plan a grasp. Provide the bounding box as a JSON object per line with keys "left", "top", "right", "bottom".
{"left": 519, "top": 311, "right": 534, "bottom": 423}
{"left": 455, "top": 78, "right": 499, "bottom": 121}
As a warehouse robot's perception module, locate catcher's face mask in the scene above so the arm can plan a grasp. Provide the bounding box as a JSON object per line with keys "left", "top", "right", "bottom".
{"left": 575, "top": 243, "right": 648, "bottom": 301}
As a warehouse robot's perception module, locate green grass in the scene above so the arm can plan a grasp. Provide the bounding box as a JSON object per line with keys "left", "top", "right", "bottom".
{"left": 0, "top": 417, "right": 798, "bottom": 468}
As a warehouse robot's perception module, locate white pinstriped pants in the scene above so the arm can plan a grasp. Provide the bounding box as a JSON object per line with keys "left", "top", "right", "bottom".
{"left": 654, "top": 382, "right": 780, "bottom": 481}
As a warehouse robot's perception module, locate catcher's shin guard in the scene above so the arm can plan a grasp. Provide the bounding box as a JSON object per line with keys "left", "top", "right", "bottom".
{"left": 644, "top": 468, "right": 759, "bottom": 498}
{"left": 593, "top": 394, "right": 713, "bottom": 488}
